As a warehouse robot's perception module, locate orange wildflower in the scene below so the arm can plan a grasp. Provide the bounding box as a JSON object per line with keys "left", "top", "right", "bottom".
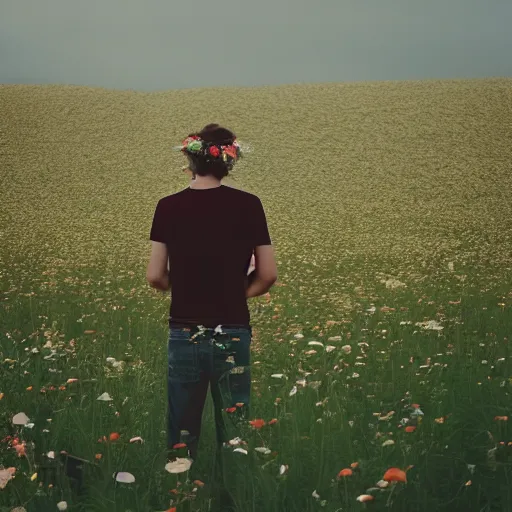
{"left": 350, "top": 462, "right": 359, "bottom": 469}
{"left": 26, "top": 386, "right": 33, "bottom": 391}
{"left": 95, "top": 453, "right": 102, "bottom": 460}
{"left": 193, "top": 479, "right": 205, "bottom": 487}
{"left": 383, "top": 467, "right": 407, "bottom": 483}
{"left": 109, "top": 432, "right": 120, "bottom": 441}
{"left": 173, "top": 443, "right": 187, "bottom": 449}
{"left": 405, "top": 426, "right": 416, "bottom": 433}
{"left": 225, "top": 407, "right": 237, "bottom": 413}
{"left": 249, "top": 419, "right": 266, "bottom": 429}
{"left": 235, "top": 402, "right": 244, "bottom": 407}
{"left": 337, "top": 468, "right": 353, "bottom": 478}
{"left": 494, "top": 416, "right": 508, "bottom": 421}
{"left": 268, "top": 418, "right": 278, "bottom": 425}
{"left": 166, "top": 508, "right": 177, "bottom": 512}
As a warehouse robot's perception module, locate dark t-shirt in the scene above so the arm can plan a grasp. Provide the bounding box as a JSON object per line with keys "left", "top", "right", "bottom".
{"left": 149, "top": 185, "right": 272, "bottom": 329}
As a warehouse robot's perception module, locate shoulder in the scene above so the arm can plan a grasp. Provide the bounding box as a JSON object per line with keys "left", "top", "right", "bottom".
{"left": 224, "top": 187, "right": 264, "bottom": 212}
{"left": 161, "top": 188, "right": 188, "bottom": 200}
{"left": 223, "top": 184, "right": 260, "bottom": 200}
{"left": 155, "top": 189, "right": 188, "bottom": 205}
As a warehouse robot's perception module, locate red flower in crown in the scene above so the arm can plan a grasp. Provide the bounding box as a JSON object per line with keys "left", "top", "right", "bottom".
{"left": 181, "top": 135, "right": 200, "bottom": 148}
{"left": 209, "top": 145, "right": 220, "bottom": 157}
{"left": 223, "top": 145, "right": 237, "bottom": 159}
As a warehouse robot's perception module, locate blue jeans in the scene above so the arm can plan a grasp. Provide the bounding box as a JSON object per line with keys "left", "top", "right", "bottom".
{"left": 167, "top": 324, "right": 252, "bottom": 460}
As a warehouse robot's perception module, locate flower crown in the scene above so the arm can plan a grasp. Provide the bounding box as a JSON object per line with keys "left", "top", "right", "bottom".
{"left": 180, "top": 135, "right": 242, "bottom": 164}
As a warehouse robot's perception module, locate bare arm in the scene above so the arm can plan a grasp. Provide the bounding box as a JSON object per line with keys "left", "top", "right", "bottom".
{"left": 246, "top": 275, "right": 276, "bottom": 298}
{"left": 245, "top": 246, "right": 277, "bottom": 299}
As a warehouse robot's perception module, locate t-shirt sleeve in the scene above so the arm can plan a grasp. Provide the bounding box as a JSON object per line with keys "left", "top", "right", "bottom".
{"left": 250, "top": 197, "right": 272, "bottom": 247}
{"left": 149, "top": 199, "right": 168, "bottom": 243}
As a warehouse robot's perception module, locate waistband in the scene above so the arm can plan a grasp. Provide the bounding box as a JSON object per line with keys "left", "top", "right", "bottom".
{"left": 169, "top": 322, "right": 251, "bottom": 331}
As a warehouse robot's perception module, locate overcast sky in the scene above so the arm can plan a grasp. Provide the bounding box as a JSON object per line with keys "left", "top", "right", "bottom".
{"left": 1, "top": 0, "right": 510, "bottom": 91}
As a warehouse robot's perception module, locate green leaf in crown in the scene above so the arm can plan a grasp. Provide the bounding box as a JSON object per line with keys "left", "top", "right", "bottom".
{"left": 187, "top": 140, "right": 203, "bottom": 153}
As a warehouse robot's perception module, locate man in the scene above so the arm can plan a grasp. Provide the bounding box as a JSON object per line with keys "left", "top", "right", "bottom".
{"left": 146, "top": 124, "right": 277, "bottom": 481}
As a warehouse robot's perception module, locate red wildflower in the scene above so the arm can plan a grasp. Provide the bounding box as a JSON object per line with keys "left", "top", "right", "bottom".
{"left": 383, "top": 467, "right": 407, "bottom": 483}
{"left": 249, "top": 419, "right": 266, "bottom": 429}
{"left": 209, "top": 145, "right": 220, "bottom": 157}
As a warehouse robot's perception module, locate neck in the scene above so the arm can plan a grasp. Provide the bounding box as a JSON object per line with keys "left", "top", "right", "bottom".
{"left": 190, "top": 174, "right": 222, "bottom": 189}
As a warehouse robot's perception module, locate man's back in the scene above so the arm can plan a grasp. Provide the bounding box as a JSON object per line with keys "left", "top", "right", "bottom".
{"left": 149, "top": 185, "right": 272, "bottom": 328}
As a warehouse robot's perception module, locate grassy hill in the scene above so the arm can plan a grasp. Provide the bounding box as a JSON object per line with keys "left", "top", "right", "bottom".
{"left": 1, "top": 79, "right": 511, "bottom": 283}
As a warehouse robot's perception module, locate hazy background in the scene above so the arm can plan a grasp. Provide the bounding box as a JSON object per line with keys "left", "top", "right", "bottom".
{"left": 1, "top": 0, "right": 511, "bottom": 92}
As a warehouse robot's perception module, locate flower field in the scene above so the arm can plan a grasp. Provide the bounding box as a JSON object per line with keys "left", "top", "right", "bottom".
{"left": 0, "top": 78, "right": 511, "bottom": 511}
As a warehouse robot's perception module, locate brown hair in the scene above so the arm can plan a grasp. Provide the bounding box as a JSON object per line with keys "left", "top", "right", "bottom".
{"left": 186, "top": 124, "right": 237, "bottom": 180}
